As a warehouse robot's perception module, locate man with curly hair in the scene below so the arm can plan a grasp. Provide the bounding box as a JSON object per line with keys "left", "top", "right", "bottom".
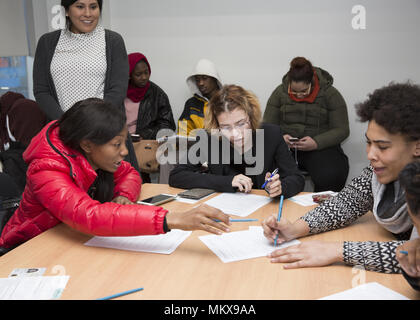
{"left": 262, "top": 82, "right": 420, "bottom": 274}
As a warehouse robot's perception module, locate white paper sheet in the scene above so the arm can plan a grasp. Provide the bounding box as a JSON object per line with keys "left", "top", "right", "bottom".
{"left": 203, "top": 193, "right": 272, "bottom": 217}
{"left": 319, "top": 282, "right": 410, "bottom": 300}
{"left": 84, "top": 229, "right": 192, "bottom": 254}
{"left": 199, "top": 226, "right": 300, "bottom": 263}
{"left": 0, "top": 275, "right": 70, "bottom": 300}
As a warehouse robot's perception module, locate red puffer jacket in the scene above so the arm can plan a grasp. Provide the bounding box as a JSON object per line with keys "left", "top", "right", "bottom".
{"left": 0, "top": 121, "right": 167, "bottom": 249}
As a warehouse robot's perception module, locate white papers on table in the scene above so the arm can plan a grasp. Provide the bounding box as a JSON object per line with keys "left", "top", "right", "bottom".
{"left": 0, "top": 276, "right": 69, "bottom": 300}
{"left": 84, "top": 229, "right": 192, "bottom": 254}
{"left": 319, "top": 282, "right": 410, "bottom": 300}
{"left": 199, "top": 226, "right": 300, "bottom": 263}
{"left": 203, "top": 193, "right": 272, "bottom": 217}
{"left": 289, "top": 191, "right": 337, "bottom": 207}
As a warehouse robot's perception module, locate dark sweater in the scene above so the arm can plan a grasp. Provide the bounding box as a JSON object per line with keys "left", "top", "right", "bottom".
{"left": 33, "top": 28, "right": 129, "bottom": 120}
{"left": 169, "top": 123, "right": 304, "bottom": 199}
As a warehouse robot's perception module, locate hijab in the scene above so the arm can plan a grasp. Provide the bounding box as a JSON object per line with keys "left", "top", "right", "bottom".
{"left": 127, "top": 53, "right": 151, "bottom": 103}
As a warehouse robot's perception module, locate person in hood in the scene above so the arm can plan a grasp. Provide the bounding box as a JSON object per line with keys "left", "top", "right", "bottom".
{"left": 0, "top": 92, "right": 48, "bottom": 196}
{"left": 0, "top": 92, "right": 47, "bottom": 152}
{"left": 263, "top": 57, "right": 350, "bottom": 192}
{"left": 0, "top": 98, "right": 231, "bottom": 255}
{"left": 178, "top": 58, "right": 222, "bottom": 136}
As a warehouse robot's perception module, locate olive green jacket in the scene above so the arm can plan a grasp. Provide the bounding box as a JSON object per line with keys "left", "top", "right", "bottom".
{"left": 263, "top": 67, "right": 349, "bottom": 150}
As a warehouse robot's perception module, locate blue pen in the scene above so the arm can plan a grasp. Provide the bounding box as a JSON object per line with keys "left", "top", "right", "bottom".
{"left": 214, "top": 218, "right": 258, "bottom": 222}
{"left": 400, "top": 250, "right": 408, "bottom": 255}
{"left": 261, "top": 168, "right": 279, "bottom": 189}
{"left": 274, "top": 195, "right": 284, "bottom": 247}
{"left": 97, "top": 287, "right": 144, "bottom": 300}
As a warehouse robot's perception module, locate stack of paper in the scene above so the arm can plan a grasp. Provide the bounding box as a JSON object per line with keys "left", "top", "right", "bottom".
{"left": 204, "top": 193, "right": 272, "bottom": 217}
{"left": 0, "top": 275, "right": 69, "bottom": 300}
{"left": 319, "top": 282, "right": 410, "bottom": 300}
{"left": 199, "top": 226, "right": 300, "bottom": 263}
{"left": 84, "top": 229, "right": 192, "bottom": 254}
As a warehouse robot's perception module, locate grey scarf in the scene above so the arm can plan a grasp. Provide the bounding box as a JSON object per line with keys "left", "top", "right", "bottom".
{"left": 371, "top": 174, "right": 412, "bottom": 234}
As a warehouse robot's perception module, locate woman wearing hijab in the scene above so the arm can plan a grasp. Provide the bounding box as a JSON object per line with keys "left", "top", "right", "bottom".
{"left": 125, "top": 52, "right": 176, "bottom": 140}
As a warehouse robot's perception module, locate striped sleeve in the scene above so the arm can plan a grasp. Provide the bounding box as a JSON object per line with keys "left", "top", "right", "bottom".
{"left": 300, "top": 166, "right": 374, "bottom": 234}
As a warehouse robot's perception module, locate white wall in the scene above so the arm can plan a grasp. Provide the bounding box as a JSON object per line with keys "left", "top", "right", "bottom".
{"left": 0, "top": 1, "right": 29, "bottom": 56}
{"left": 108, "top": 0, "right": 420, "bottom": 182}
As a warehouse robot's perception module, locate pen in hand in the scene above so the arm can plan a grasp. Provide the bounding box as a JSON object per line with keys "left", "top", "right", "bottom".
{"left": 274, "top": 195, "right": 284, "bottom": 247}
{"left": 261, "top": 168, "right": 279, "bottom": 189}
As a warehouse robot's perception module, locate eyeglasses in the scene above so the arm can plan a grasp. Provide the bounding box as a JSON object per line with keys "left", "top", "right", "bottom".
{"left": 288, "top": 83, "right": 311, "bottom": 97}
{"left": 218, "top": 119, "right": 250, "bottom": 133}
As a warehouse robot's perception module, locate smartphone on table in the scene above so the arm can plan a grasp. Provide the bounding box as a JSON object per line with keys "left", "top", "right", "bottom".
{"left": 137, "top": 194, "right": 176, "bottom": 206}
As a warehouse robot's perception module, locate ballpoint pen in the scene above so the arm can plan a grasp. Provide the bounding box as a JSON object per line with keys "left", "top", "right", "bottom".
{"left": 213, "top": 218, "right": 259, "bottom": 222}
{"left": 97, "top": 287, "right": 144, "bottom": 300}
{"left": 274, "top": 195, "right": 284, "bottom": 247}
{"left": 261, "top": 168, "right": 279, "bottom": 189}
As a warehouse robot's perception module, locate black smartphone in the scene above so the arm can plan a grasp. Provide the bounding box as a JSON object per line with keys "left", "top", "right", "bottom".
{"left": 131, "top": 134, "right": 141, "bottom": 142}
{"left": 137, "top": 194, "right": 176, "bottom": 206}
{"left": 177, "top": 188, "right": 215, "bottom": 200}
{"left": 289, "top": 137, "right": 299, "bottom": 143}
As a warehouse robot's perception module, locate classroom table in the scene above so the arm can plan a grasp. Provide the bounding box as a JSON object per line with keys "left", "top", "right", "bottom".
{"left": 0, "top": 184, "right": 419, "bottom": 300}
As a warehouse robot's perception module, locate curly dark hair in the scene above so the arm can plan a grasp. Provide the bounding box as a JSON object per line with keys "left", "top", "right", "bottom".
{"left": 355, "top": 82, "right": 420, "bottom": 141}
{"left": 399, "top": 161, "right": 420, "bottom": 216}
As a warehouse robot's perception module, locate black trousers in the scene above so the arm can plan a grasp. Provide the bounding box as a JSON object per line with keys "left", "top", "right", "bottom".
{"left": 294, "top": 145, "right": 349, "bottom": 192}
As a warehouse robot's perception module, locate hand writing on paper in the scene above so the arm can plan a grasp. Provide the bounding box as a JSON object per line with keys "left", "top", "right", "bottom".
{"left": 264, "top": 172, "right": 282, "bottom": 198}
{"left": 262, "top": 215, "right": 300, "bottom": 243}
{"left": 232, "top": 174, "right": 253, "bottom": 193}
{"left": 166, "top": 204, "right": 231, "bottom": 235}
{"left": 267, "top": 241, "right": 343, "bottom": 269}
{"left": 396, "top": 239, "right": 420, "bottom": 277}
{"left": 112, "top": 196, "right": 134, "bottom": 205}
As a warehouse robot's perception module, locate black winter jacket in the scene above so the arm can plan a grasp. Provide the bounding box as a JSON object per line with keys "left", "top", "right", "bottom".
{"left": 134, "top": 81, "right": 176, "bottom": 140}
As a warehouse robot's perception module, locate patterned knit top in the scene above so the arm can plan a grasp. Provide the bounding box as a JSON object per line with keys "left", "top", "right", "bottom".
{"left": 51, "top": 25, "right": 107, "bottom": 112}
{"left": 301, "top": 166, "right": 414, "bottom": 274}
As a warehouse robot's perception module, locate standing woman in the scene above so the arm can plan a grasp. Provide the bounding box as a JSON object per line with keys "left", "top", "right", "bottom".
{"left": 33, "top": 0, "right": 139, "bottom": 171}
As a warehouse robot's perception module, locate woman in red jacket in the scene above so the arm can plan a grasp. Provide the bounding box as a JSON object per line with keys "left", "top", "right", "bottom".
{"left": 0, "top": 98, "right": 230, "bottom": 255}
